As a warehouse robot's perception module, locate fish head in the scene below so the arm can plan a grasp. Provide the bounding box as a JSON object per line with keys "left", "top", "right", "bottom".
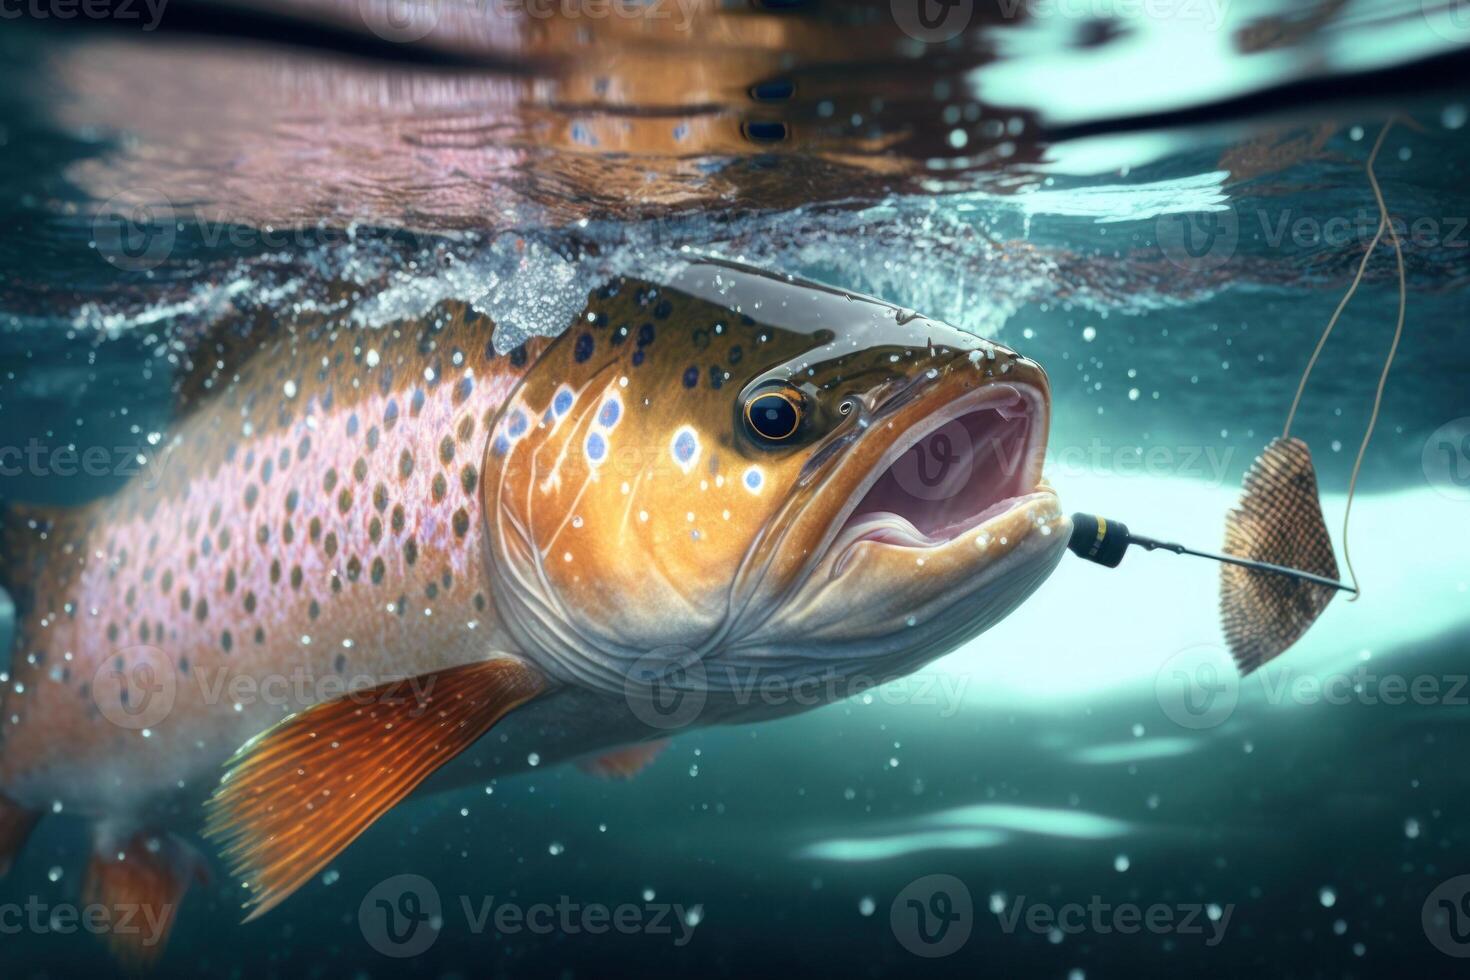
{"left": 482, "top": 260, "right": 1068, "bottom": 706}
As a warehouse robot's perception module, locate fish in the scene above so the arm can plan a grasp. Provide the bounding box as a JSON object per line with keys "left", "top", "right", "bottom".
{"left": 0, "top": 258, "right": 1067, "bottom": 965}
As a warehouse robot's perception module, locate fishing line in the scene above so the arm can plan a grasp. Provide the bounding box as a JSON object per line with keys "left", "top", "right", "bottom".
{"left": 1281, "top": 118, "right": 1406, "bottom": 599}
{"left": 1064, "top": 119, "right": 1410, "bottom": 671}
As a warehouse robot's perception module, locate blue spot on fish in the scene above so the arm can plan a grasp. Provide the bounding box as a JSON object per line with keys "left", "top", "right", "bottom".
{"left": 586, "top": 432, "right": 607, "bottom": 463}
{"left": 507, "top": 410, "right": 528, "bottom": 438}
{"left": 671, "top": 427, "right": 700, "bottom": 470}
{"left": 598, "top": 398, "right": 621, "bottom": 428}
{"left": 553, "top": 387, "right": 574, "bottom": 416}
{"left": 683, "top": 366, "right": 698, "bottom": 388}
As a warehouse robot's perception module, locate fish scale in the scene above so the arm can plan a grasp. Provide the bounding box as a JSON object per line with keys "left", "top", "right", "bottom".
{"left": 0, "top": 303, "right": 538, "bottom": 814}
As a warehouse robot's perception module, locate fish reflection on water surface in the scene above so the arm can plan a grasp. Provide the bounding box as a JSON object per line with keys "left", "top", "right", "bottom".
{"left": 0, "top": 259, "right": 1064, "bottom": 958}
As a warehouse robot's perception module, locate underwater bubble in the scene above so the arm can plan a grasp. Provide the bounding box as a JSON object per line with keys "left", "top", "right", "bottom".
{"left": 1444, "top": 104, "right": 1468, "bottom": 130}
{"left": 1082, "top": 326, "right": 1097, "bottom": 342}
{"left": 527, "top": 752, "right": 541, "bottom": 766}
{"left": 47, "top": 867, "right": 62, "bottom": 883}
{"left": 1114, "top": 854, "right": 1130, "bottom": 872}
{"left": 858, "top": 897, "right": 875, "bottom": 917}
{"left": 989, "top": 892, "right": 1007, "bottom": 914}
{"left": 549, "top": 842, "right": 564, "bottom": 856}
{"left": 643, "top": 888, "right": 656, "bottom": 901}
{"left": 1319, "top": 887, "right": 1337, "bottom": 908}
{"left": 1405, "top": 818, "right": 1421, "bottom": 839}
{"left": 322, "top": 869, "right": 339, "bottom": 886}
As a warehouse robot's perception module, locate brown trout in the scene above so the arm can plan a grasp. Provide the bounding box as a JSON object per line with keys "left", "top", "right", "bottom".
{"left": 0, "top": 258, "right": 1067, "bottom": 964}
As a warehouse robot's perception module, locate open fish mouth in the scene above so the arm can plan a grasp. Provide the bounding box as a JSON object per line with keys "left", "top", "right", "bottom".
{"left": 830, "top": 380, "right": 1053, "bottom": 568}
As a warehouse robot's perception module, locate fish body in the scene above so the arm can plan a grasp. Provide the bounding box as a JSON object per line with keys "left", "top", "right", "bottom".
{"left": 0, "top": 259, "right": 1067, "bottom": 956}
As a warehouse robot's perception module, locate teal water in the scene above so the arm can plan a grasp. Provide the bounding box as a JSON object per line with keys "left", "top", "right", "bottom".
{"left": 2, "top": 4, "right": 1470, "bottom": 978}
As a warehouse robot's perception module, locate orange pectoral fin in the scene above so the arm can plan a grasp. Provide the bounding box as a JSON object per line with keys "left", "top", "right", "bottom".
{"left": 576, "top": 739, "right": 669, "bottom": 780}
{"left": 203, "top": 657, "right": 547, "bottom": 922}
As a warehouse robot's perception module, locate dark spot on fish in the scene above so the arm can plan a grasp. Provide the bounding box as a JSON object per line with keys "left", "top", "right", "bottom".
{"left": 392, "top": 505, "right": 406, "bottom": 534}
{"left": 244, "top": 591, "right": 257, "bottom": 614}
{"left": 452, "top": 508, "right": 469, "bottom": 538}
{"left": 347, "top": 413, "right": 359, "bottom": 437}
{"left": 161, "top": 570, "right": 173, "bottom": 592}
{"left": 195, "top": 598, "right": 208, "bottom": 622}
{"left": 399, "top": 450, "right": 414, "bottom": 480}
{"left": 298, "top": 435, "right": 311, "bottom": 460}
{"left": 369, "top": 517, "right": 383, "bottom": 543}
{"left": 254, "top": 626, "right": 265, "bottom": 645}
{"left": 218, "top": 528, "right": 231, "bottom": 551}
{"left": 290, "top": 565, "right": 303, "bottom": 589}
{"left": 347, "top": 556, "right": 362, "bottom": 582}
{"left": 425, "top": 582, "right": 438, "bottom": 600}
{"left": 256, "top": 524, "right": 269, "bottom": 546}
{"left": 209, "top": 503, "right": 222, "bottom": 529}
{"left": 632, "top": 351, "right": 645, "bottom": 367}
{"left": 325, "top": 532, "right": 338, "bottom": 558}
{"left": 729, "top": 345, "right": 743, "bottom": 364}
{"left": 244, "top": 484, "right": 259, "bottom": 509}
{"left": 338, "top": 488, "right": 353, "bottom": 514}
{"left": 283, "top": 520, "right": 295, "bottom": 544}
{"left": 654, "top": 299, "right": 673, "bottom": 319}
{"left": 309, "top": 600, "right": 320, "bottom": 620}
{"left": 439, "top": 436, "right": 455, "bottom": 466}
{"left": 180, "top": 588, "right": 190, "bottom": 611}
{"left": 225, "top": 569, "right": 236, "bottom": 594}
{"left": 574, "top": 333, "right": 594, "bottom": 363}
{"left": 371, "top": 557, "right": 385, "bottom": 584}
{"left": 683, "top": 366, "right": 698, "bottom": 388}
{"left": 510, "top": 344, "right": 528, "bottom": 367}
{"left": 220, "top": 630, "right": 232, "bottom": 653}
{"left": 611, "top": 323, "right": 629, "bottom": 346}
{"left": 366, "top": 426, "right": 380, "bottom": 451}
{"left": 309, "top": 517, "right": 322, "bottom": 542}
{"left": 324, "top": 468, "right": 338, "bottom": 493}
{"left": 270, "top": 560, "right": 281, "bottom": 584}
{"left": 353, "top": 458, "right": 368, "bottom": 483}
{"left": 384, "top": 399, "right": 400, "bottom": 430}
{"left": 638, "top": 323, "right": 655, "bottom": 346}
{"left": 261, "top": 458, "right": 273, "bottom": 484}
{"left": 454, "top": 376, "right": 473, "bottom": 404}
{"left": 432, "top": 474, "right": 447, "bottom": 502}
{"left": 334, "top": 653, "right": 346, "bottom": 673}
{"left": 474, "top": 592, "right": 486, "bottom": 612}
{"left": 404, "top": 538, "right": 418, "bottom": 566}
{"left": 411, "top": 389, "right": 426, "bottom": 416}
{"left": 286, "top": 489, "right": 299, "bottom": 512}
{"left": 709, "top": 366, "right": 726, "bottom": 390}
{"left": 460, "top": 464, "right": 477, "bottom": 496}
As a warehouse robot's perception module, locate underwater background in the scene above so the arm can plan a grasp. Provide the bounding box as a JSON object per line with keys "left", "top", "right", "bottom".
{"left": 1, "top": 1, "right": 1469, "bottom": 976}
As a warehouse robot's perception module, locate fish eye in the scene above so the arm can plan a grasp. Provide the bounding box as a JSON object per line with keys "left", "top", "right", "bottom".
{"left": 838, "top": 398, "right": 855, "bottom": 416}
{"left": 744, "top": 387, "right": 803, "bottom": 443}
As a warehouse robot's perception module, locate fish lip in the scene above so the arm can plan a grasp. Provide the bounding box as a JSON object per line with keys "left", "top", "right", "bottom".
{"left": 819, "top": 377, "right": 1051, "bottom": 560}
